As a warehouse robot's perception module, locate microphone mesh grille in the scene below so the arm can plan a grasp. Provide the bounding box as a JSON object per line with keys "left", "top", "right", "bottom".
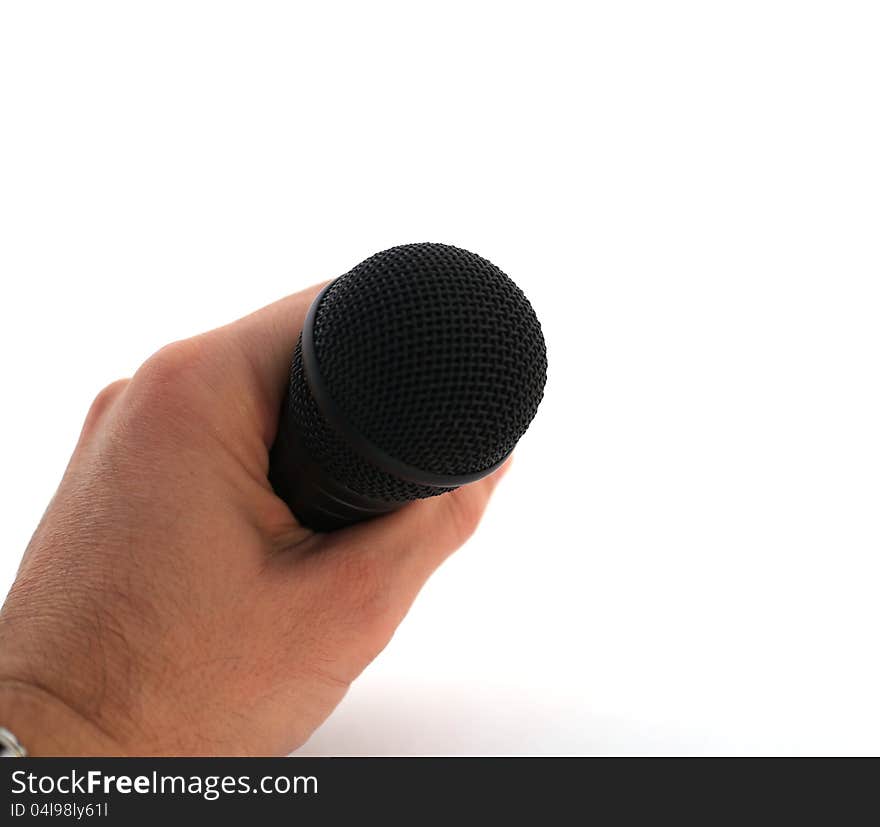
{"left": 288, "top": 242, "right": 547, "bottom": 502}
{"left": 287, "top": 337, "right": 450, "bottom": 502}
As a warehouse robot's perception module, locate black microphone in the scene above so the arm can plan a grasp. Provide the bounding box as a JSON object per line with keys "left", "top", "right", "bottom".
{"left": 268, "top": 242, "right": 548, "bottom": 531}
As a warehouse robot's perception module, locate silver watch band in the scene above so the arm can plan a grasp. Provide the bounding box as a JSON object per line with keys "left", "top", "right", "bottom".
{"left": 0, "top": 726, "right": 27, "bottom": 757}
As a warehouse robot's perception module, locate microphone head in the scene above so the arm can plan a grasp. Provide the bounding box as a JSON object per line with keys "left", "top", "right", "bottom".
{"left": 286, "top": 242, "right": 548, "bottom": 503}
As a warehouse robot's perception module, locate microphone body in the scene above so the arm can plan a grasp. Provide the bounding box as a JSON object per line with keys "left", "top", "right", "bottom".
{"left": 269, "top": 243, "right": 547, "bottom": 532}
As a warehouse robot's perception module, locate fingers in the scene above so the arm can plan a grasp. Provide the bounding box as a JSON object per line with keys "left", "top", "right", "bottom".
{"left": 310, "top": 459, "right": 512, "bottom": 634}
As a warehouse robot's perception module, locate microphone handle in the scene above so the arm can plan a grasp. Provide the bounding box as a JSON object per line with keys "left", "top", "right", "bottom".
{"left": 268, "top": 409, "right": 406, "bottom": 532}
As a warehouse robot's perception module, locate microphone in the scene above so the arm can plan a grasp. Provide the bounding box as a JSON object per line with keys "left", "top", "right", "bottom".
{"left": 268, "top": 242, "right": 548, "bottom": 532}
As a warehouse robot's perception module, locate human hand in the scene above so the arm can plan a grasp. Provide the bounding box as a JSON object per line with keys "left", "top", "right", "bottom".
{"left": 0, "top": 283, "right": 508, "bottom": 755}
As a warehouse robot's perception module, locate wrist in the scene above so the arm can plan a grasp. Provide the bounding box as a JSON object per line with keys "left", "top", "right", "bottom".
{"left": 0, "top": 677, "right": 126, "bottom": 756}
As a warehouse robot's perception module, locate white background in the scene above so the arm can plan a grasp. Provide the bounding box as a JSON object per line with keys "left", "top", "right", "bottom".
{"left": 1, "top": 2, "right": 878, "bottom": 755}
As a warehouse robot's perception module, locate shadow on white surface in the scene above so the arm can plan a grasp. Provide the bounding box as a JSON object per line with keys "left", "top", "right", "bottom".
{"left": 293, "top": 680, "right": 727, "bottom": 756}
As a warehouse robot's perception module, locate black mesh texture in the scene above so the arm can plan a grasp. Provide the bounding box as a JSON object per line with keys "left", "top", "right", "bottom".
{"left": 286, "top": 337, "right": 449, "bottom": 502}
{"left": 296, "top": 242, "right": 547, "bottom": 497}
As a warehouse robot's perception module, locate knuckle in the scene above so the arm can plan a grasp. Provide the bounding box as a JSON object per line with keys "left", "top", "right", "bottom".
{"left": 81, "top": 378, "right": 130, "bottom": 435}
{"left": 90, "top": 378, "right": 129, "bottom": 415}
{"left": 134, "top": 338, "right": 211, "bottom": 399}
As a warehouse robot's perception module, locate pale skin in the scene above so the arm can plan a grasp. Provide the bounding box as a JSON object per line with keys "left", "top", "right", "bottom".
{"left": 0, "top": 282, "right": 508, "bottom": 755}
